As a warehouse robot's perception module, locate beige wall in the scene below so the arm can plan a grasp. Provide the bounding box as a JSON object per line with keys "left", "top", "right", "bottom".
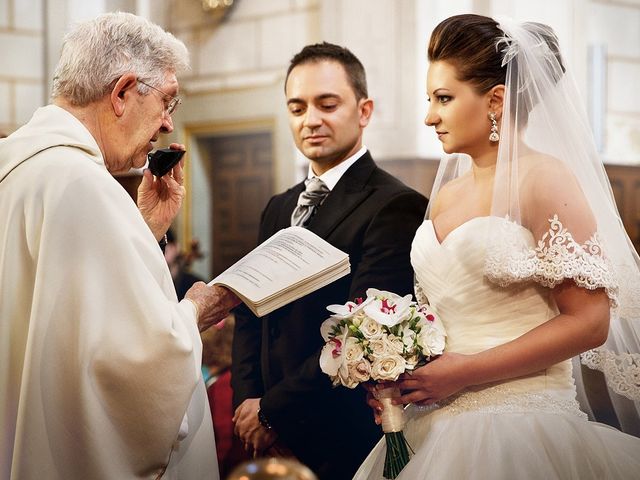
{"left": 0, "top": 0, "right": 45, "bottom": 134}
{"left": 587, "top": 0, "right": 640, "bottom": 164}
{"left": 1, "top": 0, "right": 639, "bottom": 158}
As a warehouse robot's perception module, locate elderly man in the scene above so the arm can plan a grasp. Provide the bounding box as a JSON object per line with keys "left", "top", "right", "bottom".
{"left": 0, "top": 12, "right": 238, "bottom": 480}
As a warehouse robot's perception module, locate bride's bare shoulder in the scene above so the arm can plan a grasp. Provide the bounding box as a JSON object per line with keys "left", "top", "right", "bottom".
{"left": 520, "top": 151, "right": 571, "bottom": 178}
{"left": 518, "top": 150, "right": 591, "bottom": 226}
{"left": 519, "top": 152, "right": 578, "bottom": 202}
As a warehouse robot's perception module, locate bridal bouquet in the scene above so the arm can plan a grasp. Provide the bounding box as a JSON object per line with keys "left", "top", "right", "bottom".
{"left": 319, "top": 288, "right": 445, "bottom": 479}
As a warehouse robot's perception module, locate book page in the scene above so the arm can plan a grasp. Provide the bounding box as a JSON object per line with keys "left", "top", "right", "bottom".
{"left": 209, "top": 226, "right": 348, "bottom": 303}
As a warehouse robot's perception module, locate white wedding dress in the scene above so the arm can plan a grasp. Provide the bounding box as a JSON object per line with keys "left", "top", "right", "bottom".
{"left": 354, "top": 217, "right": 640, "bottom": 480}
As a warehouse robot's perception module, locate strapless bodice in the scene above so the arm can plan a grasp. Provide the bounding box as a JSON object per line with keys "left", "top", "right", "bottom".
{"left": 411, "top": 217, "right": 576, "bottom": 396}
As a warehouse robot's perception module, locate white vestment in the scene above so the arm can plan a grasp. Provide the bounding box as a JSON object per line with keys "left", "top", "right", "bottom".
{"left": 0, "top": 105, "right": 219, "bottom": 479}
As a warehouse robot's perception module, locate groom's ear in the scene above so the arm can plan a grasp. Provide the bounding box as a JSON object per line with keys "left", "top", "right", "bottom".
{"left": 358, "top": 97, "right": 374, "bottom": 128}
{"left": 487, "top": 85, "right": 505, "bottom": 119}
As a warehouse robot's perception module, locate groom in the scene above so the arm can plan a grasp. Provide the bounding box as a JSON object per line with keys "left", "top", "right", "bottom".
{"left": 231, "top": 42, "right": 428, "bottom": 480}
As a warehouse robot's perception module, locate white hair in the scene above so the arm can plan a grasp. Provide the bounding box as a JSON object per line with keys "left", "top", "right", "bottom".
{"left": 52, "top": 12, "right": 189, "bottom": 105}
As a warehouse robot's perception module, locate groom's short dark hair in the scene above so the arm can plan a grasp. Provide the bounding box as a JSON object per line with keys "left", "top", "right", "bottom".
{"left": 285, "top": 42, "right": 368, "bottom": 100}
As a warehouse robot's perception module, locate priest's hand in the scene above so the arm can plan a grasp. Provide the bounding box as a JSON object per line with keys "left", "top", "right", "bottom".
{"left": 233, "top": 398, "right": 278, "bottom": 456}
{"left": 138, "top": 143, "right": 185, "bottom": 241}
{"left": 185, "top": 283, "right": 241, "bottom": 332}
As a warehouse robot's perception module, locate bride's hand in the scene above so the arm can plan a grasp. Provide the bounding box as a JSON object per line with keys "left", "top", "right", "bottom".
{"left": 363, "top": 381, "right": 395, "bottom": 425}
{"left": 394, "top": 352, "right": 470, "bottom": 406}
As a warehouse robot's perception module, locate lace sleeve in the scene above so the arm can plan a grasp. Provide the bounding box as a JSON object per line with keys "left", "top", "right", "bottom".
{"left": 580, "top": 348, "right": 640, "bottom": 401}
{"left": 485, "top": 215, "right": 619, "bottom": 307}
{"left": 485, "top": 216, "right": 640, "bottom": 401}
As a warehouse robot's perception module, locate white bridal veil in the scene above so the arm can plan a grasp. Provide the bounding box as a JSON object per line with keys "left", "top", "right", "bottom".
{"left": 425, "top": 17, "right": 640, "bottom": 433}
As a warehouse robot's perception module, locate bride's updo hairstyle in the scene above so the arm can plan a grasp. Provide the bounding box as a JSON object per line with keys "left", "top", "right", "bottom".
{"left": 427, "top": 14, "right": 506, "bottom": 95}
{"left": 428, "top": 14, "right": 565, "bottom": 121}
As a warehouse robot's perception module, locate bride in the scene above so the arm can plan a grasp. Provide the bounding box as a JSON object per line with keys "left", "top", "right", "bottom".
{"left": 354, "top": 14, "right": 640, "bottom": 479}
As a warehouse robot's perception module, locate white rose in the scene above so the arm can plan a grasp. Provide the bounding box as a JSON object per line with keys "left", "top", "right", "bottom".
{"left": 344, "top": 337, "right": 365, "bottom": 364}
{"left": 386, "top": 334, "right": 405, "bottom": 355}
{"left": 360, "top": 316, "right": 384, "bottom": 340}
{"left": 348, "top": 359, "right": 372, "bottom": 383}
{"left": 404, "top": 354, "right": 420, "bottom": 370}
{"left": 337, "top": 362, "right": 359, "bottom": 388}
{"left": 400, "top": 325, "right": 417, "bottom": 350}
{"left": 368, "top": 338, "right": 388, "bottom": 358}
{"left": 353, "top": 308, "right": 369, "bottom": 323}
{"left": 371, "top": 354, "right": 407, "bottom": 381}
{"left": 418, "top": 324, "right": 446, "bottom": 357}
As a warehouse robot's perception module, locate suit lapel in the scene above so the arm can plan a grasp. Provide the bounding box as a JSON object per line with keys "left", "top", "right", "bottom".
{"left": 308, "top": 152, "right": 376, "bottom": 239}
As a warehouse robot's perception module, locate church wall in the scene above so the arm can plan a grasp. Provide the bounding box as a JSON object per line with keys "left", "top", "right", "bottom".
{"left": 587, "top": 0, "right": 640, "bottom": 164}
{"left": 2, "top": 0, "right": 639, "bottom": 160}
{"left": 0, "top": 0, "right": 638, "bottom": 261}
{"left": 0, "top": 0, "right": 45, "bottom": 134}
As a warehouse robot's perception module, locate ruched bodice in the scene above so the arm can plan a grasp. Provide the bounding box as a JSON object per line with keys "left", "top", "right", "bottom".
{"left": 411, "top": 217, "right": 575, "bottom": 398}
{"left": 413, "top": 218, "right": 558, "bottom": 353}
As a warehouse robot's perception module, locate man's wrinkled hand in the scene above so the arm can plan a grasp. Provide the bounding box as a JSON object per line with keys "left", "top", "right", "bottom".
{"left": 185, "top": 283, "right": 241, "bottom": 332}
{"left": 138, "top": 143, "right": 185, "bottom": 240}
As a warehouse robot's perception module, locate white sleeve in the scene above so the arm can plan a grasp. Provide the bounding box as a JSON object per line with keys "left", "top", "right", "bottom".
{"left": 32, "top": 168, "right": 203, "bottom": 476}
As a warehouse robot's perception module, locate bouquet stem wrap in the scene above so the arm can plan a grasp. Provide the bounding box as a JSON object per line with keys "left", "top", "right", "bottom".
{"left": 378, "top": 387, "right": 412, "bottom": 479}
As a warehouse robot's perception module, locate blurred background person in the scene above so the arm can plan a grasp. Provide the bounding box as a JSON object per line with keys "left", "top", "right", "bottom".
{"left": 165, "top": 227, "right": 206, "bottom": 300}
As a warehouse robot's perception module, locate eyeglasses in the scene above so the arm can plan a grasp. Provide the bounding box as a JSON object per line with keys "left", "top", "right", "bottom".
{"left": 137, "top": 79, "right": 182, "bottom": 115}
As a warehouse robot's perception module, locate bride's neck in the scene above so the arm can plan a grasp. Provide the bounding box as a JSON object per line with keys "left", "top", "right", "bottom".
{"left": 471, "top": 150, "right": 497, "bottom": 182}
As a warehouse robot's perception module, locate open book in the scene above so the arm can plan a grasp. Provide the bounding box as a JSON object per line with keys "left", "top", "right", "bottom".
{"left": 208, "top": 226, "right": 351, "bottom": 317}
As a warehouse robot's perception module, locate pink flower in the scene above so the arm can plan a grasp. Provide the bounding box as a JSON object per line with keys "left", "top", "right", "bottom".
{"left": 320, "top": 329, "right": 348, "bottom": 376}
{"left": 326, "top": 296, "right": 373, "bottom": 319}
{"left": 363, "top": 288, "right": 413, "bottom": 327}
{"left": 331, "top": 337, "right": 343, "bottom": 358}
{"left": 418, "top": 305, "right": 438, "bottom": 322}
{"left": 380, "top": 299, "right": 397, "bottom": 314}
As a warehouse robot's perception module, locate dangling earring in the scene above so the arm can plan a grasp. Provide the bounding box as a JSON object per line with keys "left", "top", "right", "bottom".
{"left": 489, "top": 112, "right": 500, "bottom": 142}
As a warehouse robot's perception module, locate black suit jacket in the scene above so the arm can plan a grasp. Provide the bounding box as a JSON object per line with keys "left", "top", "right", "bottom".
{"left": 231, "top": 152, "right": 428, "bottom": 479}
